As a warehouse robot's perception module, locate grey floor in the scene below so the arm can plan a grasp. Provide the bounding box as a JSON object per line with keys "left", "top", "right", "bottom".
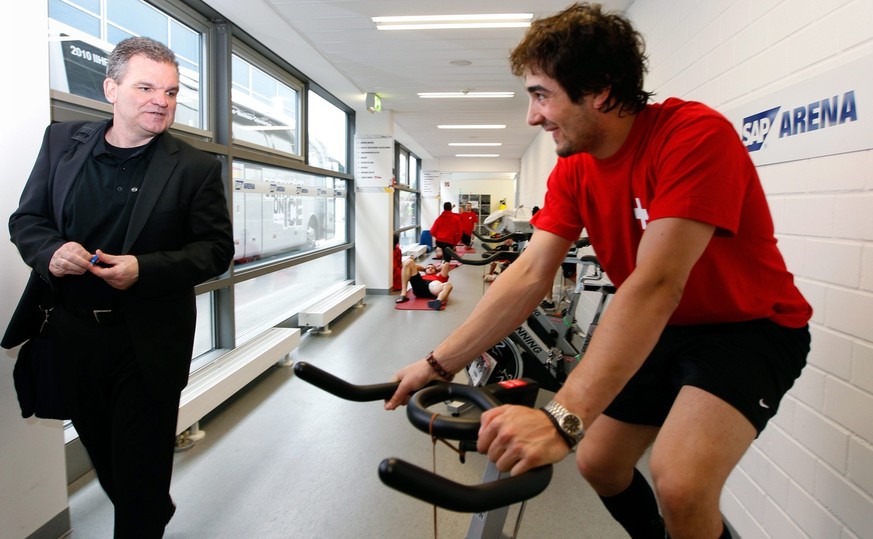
{"left": 67, "top": 247, "right": 635, "bottom": 538}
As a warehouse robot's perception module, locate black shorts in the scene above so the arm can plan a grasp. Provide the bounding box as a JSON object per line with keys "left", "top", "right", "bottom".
{"left": 409, "top": 274, "right": 437, "bottom": 299}
{"left": 603, "top": 319, "right": 810, "bottom": 435}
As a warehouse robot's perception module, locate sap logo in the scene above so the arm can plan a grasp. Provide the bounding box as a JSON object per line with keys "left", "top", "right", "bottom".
{"left": 742, "top": 106, "right": 781, "bottom": 152}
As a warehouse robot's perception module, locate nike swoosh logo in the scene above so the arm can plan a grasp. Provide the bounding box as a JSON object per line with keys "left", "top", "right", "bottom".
{"left": 759, "top": 399, "right": 770, "bottom": 409}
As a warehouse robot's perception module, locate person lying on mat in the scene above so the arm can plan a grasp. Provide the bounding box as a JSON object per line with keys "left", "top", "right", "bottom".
{"left": 395, "top": 257, "right": 453, "bottom": 310}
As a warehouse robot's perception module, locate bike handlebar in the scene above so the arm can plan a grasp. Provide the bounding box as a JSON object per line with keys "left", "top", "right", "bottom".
{"left": 378, "top": 458, "right": 553, "bottom": 513}
{"left": 473, "top": 229, "right": 530, "bottom": 244}
{"left": 406, "top": 382, "right": 501, "bottom": 440}
{"left": 293, "top": 361, "right": 404, "bottom": 401}
{"left": 294, "top": 361, "right": 554, "bottom": 512}
{"left": 444, "top": 246, "right": 519, "bottom": 266}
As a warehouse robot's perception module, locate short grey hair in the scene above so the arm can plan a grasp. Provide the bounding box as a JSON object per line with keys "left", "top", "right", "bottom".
{"left": 106, "top": 36, "right": 179, "bottom": 82}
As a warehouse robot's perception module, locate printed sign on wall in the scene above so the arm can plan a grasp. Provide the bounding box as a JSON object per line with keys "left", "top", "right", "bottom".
{"left": 723, "top": 54, "right": 870, "bottom": 166}
{"left": 420, "top": 170, "right": 440, "bottom": 197}
{"left": 354, "top": 135, "right": 394, "bottom": 189}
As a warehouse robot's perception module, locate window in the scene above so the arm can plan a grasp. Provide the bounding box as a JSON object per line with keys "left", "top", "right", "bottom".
{"left": 234, "top": 251, "right": 349, "bottom": 343}
{"left": 308, "top": 90, "right": 349, "bottom": 172}
{"left": 397, "top": 191, "right": 418, "bottom": 230}
{"left": 231, "top": 161, "right": 347, "bottom": 267}
{"left": 393, "top": 142, "right": 421, "bottom": 247}
{"left": 408, "top": 155, "right": 419, "bottom": 190}
{"left": 48, "top": 0, "right": 205, "bottom": 129}
{"left": 231, "top": 52, "right": 302, "bottom": 157}
{"left": 397, "top": 147, "right": 409, "bottom": 186}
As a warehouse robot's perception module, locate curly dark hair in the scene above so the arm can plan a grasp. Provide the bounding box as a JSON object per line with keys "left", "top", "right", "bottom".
{"left": 510, "top": 3, "right": 653, "bottom": 115}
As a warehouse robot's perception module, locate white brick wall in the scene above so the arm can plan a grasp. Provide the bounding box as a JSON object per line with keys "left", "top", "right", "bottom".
{"left": 626, "top": 1, "right": 873, "bottom": 537}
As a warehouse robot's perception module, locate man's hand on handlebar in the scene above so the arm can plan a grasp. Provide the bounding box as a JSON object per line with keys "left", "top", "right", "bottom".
{"left": 477, "top": 405, "right": 572, "bottom": 476}
{"left": 384, "top": 358, "right": 440, "bottom": 410}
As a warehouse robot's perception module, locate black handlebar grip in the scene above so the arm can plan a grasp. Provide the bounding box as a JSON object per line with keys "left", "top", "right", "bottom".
{"left": 378, "top": 458, "right": 553, "bottom": 513}
{"left": 293, "top": 361, "right": 399, "bottom": 402}
{"left": 473, "top": 229, "right": 530, "bottom": 244}
{"left": 444, "top": 247, "right": 518, "bottom": 266}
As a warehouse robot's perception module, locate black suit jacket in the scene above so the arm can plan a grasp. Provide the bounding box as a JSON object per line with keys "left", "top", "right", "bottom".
{"left": 5, "top": 120, "right": 234, "bottom": 401}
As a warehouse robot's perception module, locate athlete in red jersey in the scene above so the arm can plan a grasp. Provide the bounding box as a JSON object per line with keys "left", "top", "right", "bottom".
{"left": 386, "top": 5, "right": 810, "bottom": 539}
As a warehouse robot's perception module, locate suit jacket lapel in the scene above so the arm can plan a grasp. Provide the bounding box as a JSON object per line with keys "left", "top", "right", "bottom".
{"left": 52, "top": 122, "right": 105, "bottom": 234}
{"left": 123, "top": 133, "right": 179, "bottom": 253}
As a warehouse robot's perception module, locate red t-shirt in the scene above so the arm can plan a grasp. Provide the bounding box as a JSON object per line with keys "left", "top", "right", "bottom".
{"left": 460, "top": 211, "right": 478, "bottom": 234}
{"left": 430, "top": 210, "right": 461, "bottom": 245}
{"left": 531, "top": 98, "right": 811, "bottom": 328}
{"left": 422, "top": 273, "right": 448, "bottom": 283}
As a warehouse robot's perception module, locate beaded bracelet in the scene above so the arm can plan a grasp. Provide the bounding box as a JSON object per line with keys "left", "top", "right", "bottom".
{"left": 425, "top": 351, "right": 454, "bottom": 381}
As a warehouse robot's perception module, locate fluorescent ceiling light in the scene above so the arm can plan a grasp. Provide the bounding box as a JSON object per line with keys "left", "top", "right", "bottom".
{"left": 418, "top": 91, "right": 514, "bottom": 99}
{"left": 449, "top": 143, "right": 502, "bottom": 147}
{"left": 373, "top": 13, "right": 532, "bottom": 31}
{"left": 438, "top": 124, "right": 506, "bottom": 129}
{"left": 455, "top": 154, "right": 500, "bottom": 157}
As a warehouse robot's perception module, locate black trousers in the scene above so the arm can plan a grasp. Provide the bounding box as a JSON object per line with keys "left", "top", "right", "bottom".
{"left": 52, "top": 307, "right": 179, "bottom": 538}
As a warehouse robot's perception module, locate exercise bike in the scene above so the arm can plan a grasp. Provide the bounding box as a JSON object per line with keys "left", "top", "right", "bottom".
{"left": 292, "top": 361, "right": 553, "bottom": 539}
{"left": 445, "top": 239, "right": 615, "bottom": 393}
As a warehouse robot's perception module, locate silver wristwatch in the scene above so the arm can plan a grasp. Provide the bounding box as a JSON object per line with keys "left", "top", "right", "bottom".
{"left": 542, "top": 400, "right": 585, "bottom": 450}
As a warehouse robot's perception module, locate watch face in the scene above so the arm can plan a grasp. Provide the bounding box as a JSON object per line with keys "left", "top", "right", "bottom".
{"left": 562, "top": 415, "right": 582, "bottom": 436}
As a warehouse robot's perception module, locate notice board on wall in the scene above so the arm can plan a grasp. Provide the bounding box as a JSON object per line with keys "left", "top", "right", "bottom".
{"left": 354, "top": 134, "right": 394, "bottom": 189}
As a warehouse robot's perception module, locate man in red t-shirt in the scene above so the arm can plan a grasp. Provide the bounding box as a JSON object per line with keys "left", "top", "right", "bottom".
{"left": 459, "top": 202, "right": 479, "bottom": 248}
{"left": 429, "top": 201, "right": 461, "bottom": 258}
{"left": 395, "top": 258, "right": 453, "bottom": 310}
{"left": 386, "top": 5, "right": 811, "bottom": 539}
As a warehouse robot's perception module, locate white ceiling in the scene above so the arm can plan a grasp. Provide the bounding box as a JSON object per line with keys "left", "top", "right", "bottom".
{"left": 204, "top": 0, "right": 633, "bottom": 165}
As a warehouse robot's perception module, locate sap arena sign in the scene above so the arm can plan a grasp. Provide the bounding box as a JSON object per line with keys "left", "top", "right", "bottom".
{"left": 723, "top": 55, "right": 871, "bottom": 166}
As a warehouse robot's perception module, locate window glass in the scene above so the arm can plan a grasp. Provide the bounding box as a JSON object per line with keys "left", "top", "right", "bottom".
{"left": 409, "top": 155, "right": 419, "bottom": 190}
{"left": 231, "top": 53, "right": 300, "bottom": 156}
{"left": 169, "top": 20, "right": 199, "bottom": 73}
{"left": 49, "top": 0, "right": 99, "bottom": 35}
{"left": 48, "top": 0, "right": 204, "bottom": 129}
{"left": 192, "top": 292, "right": 214, "bottom": 358}
{"left": 234, "top": 251, "right": 349, "bottom": 343}
{"left": 231, "top": 161, "right": 347, "bottom": 267}
{"left": 397, "top": 190, "right": 417, "bottom": 230}
{"left": 395, "top": 146, "right": 409, "bottom": 186}
{"left": 397, "top": 149, "right": 408, "bottom": 186}
{"left": 108, "top": 0, "right": 166, "bottom": 43}
{"left": 398, "top": 229, "right": 419, "bottom": 251}
{"left": 308, "top": 91, "right": 348, "bottom": 172}
{"left": 68, "top": 0, "right": 101, "bottom": 12}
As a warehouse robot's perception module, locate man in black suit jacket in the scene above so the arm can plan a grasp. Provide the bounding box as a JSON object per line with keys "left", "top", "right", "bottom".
{"left": 6, "top": 37, "right": 233, "bottom": 537}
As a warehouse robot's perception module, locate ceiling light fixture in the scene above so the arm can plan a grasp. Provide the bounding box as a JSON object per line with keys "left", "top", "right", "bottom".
{"left": 418, "top": 91, "right": 514, "bottom": 99}
{"left": 455, "top": 153, "right": 500, "bottom": 157}
{"left": 438, "top": 124, "right": 506, "bottom": 129}
{"left": 373, "top": 13, "right": 533, "bottom": 31}
{"left": 449, "top": 143, "right": 502, "bottom": 147}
